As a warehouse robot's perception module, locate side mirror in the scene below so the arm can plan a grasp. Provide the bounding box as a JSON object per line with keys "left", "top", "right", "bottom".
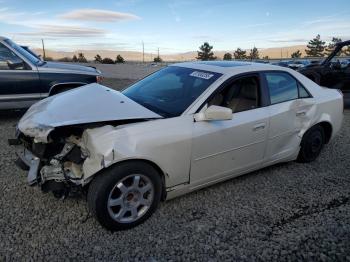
{"left": 7, "top": 59, "right": 25, "bottom": 70}
{"left": 194, "top": 105, "right": 232, "bottom": 122}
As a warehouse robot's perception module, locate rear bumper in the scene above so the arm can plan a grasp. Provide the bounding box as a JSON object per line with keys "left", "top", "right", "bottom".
{"left": 15, "top": 149, "right": 40, "bottom": 185}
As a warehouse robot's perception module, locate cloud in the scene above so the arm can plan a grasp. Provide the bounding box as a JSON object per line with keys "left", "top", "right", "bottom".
{"left": 59, "top": 9, "right": 140, "bottom": 22}
{"left": 268, "top": 38, "right": 308, "bottom": 43}
{"left": 18, "top": 25, "right": 107, "bottom": 37}
{"left": 0, "top": 8, "right": 108, "bottom": 38}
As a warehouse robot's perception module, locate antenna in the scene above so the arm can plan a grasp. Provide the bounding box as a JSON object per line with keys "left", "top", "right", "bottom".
{"left": 41, "top": 39, "right": 46, "bottom": 60}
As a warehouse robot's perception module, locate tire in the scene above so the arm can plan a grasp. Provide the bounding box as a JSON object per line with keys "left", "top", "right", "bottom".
{"left": 297, "top": 125, "right": 325, "bottom": 163}
{"left": 87, "top": 161, "right": 162, "bottom": 231}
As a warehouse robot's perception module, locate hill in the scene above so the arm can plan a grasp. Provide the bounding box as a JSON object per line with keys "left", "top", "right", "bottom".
{"left": 33, "top": 45, "right": 308, "bottom": 61}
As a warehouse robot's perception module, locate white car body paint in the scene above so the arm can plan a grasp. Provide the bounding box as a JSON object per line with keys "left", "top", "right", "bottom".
{"left": 17, "top": 62, "right": 344, "bottom": 200}
{"left": 18, "top": 84, "right": 162, "bottom": 142}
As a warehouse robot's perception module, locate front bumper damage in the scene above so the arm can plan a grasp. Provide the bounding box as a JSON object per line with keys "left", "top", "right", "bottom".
{"left": 16, "top": 148, "right": 40, "bottom": 185}
{"left": 13, "top": 134, "right": 87, "bottom": 197}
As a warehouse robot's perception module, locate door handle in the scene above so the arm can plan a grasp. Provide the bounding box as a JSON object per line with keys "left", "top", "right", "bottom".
{"left": 296, "top": 111, "right": 306, "bottom": 117}
{"left": 253, "top": 123, "right": 266, "bottom": 131}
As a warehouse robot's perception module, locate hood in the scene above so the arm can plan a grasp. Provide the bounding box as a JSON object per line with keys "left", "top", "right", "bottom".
{"left": 38, "top": 61, "right": 100, "bottom": 75}
{"left": 18, "top": 84, "right": 162, "bottom": 142}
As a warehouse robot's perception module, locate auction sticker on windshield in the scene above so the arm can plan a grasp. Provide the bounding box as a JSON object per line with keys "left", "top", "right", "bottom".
{"left": 190, "top": 71, "right": 214, "bottom": 80}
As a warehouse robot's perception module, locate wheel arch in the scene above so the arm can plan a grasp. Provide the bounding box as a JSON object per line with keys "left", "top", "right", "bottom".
{"left": 317, "top": 121, "right": 333, "bottom": 144}
{"left": 301, "top": 121, "right": 333, "bottom": 145}
{"left": 95, "top": 158, "right": 168, "bottom": 201}
{"left": 49, "top": 82, "right": 87, "bottom": 96}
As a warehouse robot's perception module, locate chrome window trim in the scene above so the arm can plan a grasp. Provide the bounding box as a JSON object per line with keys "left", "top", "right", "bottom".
{"left": 0, "top": 40, "right": 36, "bottom": 71}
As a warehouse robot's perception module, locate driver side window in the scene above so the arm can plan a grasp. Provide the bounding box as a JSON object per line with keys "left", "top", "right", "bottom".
{"left": 0, "top": 43, "right": 26, "bottom": 70}
{"left": 209, "top": 75, "right": 260, "bottom": 113}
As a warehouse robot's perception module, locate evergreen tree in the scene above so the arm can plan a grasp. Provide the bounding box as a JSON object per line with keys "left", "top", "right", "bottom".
{"left": 325, "top": 37, "right": 342, "bottom": 56}
{"left": 77, "top": 52, "right": 87, "bottom": 63}
{"left": 116, "top": 54, "right": 125, "bottom": 63}
{"left": 196, "top": 42, "right": 216, "bottom": 61}
{"left": 262, "top": 55, "right": 269, "bottom": 60}
{"left": 94, "top": 54, "right": 102, "bottom": 63}
{"left": 72, "top": 55, "right": 78, "bottom": 62}
{"left": 233, "top": 48, "right": 247, "bottom": 59}
{"left": 249, "top": 47, "right": 259, "bottom": 60}
{"left": 153, "top": 56, "right": 162, "bottom": 62}
{"left": 101, "top": 57, "right": 115, "bottom": 64}
{"left": 223, "top": 53, "right": 232, "bottom": 60}
{"left": 291, "top": 50, "right": 302, "bottom": 58}
{"left": 305, "top": 34, "right": 326, "bottom": 57}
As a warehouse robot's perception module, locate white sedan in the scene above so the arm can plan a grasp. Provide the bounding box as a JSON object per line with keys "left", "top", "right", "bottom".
{"left": 15, "top": 61, "right": 343, "bottom": 230}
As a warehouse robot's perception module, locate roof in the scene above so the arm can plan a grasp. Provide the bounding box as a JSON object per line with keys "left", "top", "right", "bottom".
{"left": 171, "top": 61, "right": 283, "bottom": 75}
{"left": 0, "top": 36, "right": 8, "bottom": 41}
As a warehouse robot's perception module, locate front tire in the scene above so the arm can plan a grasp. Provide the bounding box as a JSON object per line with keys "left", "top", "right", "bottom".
{"left": 297, "top": 125, "right": 325, "bottom": 163}
{"left": 87, "top": 161, "right": 162, "bottom": 231}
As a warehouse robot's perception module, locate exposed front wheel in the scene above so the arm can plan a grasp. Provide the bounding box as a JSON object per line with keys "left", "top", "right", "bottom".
{"left": 87, "top": 161, "right": 162, "bottom": 231}
{"left": 297, "top": 125, "right": 325, "bottom": 163}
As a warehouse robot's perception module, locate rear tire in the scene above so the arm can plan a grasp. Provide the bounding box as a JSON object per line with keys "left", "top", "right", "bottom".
{"left": 297, "top": 125, "right": 325, "bottom": 163}
{"left": 87, "top": 161, "right": 162, "bottom": 231}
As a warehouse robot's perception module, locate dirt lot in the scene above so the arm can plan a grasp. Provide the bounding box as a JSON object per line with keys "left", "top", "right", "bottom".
{"left": 0, "top": 79, "right": 349, "bottom": 261}
{"left": 91, "top": 62, "right": 165, "bottom": 79}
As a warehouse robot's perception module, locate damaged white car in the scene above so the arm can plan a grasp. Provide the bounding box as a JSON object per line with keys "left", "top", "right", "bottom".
{"left": 14, "top": 61, "right": 343, "bottom": 231}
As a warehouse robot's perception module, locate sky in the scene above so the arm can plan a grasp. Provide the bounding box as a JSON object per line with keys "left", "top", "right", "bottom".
{"left": 0, "top": 0, "right": 349, "bottom": 54}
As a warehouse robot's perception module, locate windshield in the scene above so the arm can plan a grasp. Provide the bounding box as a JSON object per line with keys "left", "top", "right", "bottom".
{"left": 4, "top": 39, "right": 42, "bottom": 65}
{"left": 122, "top": 66, "right": 222, "bottom": 117}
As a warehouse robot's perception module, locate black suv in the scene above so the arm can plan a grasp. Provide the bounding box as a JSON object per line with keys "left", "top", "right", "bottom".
{"left": 0, "top": 36, "right": 102, "bottom": 109}
{"left": 299, "top": 40, "right": 350, "bottom": 97}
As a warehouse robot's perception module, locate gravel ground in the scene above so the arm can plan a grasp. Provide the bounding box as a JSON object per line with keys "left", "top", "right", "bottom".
{"left": 0, "top": 88, "right": 349, "bottom": 261}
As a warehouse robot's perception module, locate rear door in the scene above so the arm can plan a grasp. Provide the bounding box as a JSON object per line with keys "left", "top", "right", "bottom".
{"left": 0, "top": 42, "right": 40, "bottom": 108}
{"left": 263, "top": 71, "right": 314, "bottom": 164}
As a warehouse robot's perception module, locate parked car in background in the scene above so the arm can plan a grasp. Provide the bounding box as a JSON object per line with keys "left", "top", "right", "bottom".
{"left": 340, "top": 59, "right": 350, "bottom": 69}
{"left": 0, "top": 36, "right": 102, "bottom": 109}
{"left": 288, "top": 60, "right": 310, "bottom": 70}
{"left": 14, "top": 61, "right": 343, "bottom": 230}
{"left": 299, "top": 40, "right": 350, "bottom": 96}
{"left": 271, "top": 61, "right": 290, "bottom": 67}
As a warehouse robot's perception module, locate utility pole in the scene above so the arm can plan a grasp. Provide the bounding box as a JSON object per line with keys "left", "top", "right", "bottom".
{"left": 41, "top": 39, "right": 46, "bottom": 60}
{"left": 280, "top": 48, "right": 282, "bottom": 59}
{"left": 142, "top": 41, "right": 144, "bottom": 63}
{"left": 157, "top": 47, "right": 159, "bottom": 58}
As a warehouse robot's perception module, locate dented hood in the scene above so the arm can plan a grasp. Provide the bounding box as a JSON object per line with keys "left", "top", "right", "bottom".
{"left": 18, "top": 83, "right": 162, "bottom": 142}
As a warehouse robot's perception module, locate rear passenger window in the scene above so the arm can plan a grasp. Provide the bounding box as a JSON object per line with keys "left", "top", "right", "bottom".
{"left": 298, "top": 84, "right": 311, "bottom": 98}
{"left": 265, "top": 72, "right": 298, "bottom": 104}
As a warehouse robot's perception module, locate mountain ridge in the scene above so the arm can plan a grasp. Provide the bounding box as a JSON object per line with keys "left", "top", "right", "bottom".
{"left": 33, "top": 45, "right": 308, "bottom": 61}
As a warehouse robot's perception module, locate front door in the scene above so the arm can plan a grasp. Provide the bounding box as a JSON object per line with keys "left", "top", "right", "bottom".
{"left": 190, "top": 74, "right": 269, "bottom": 186}
{"left": 0, "top": 42, "right": 40, "bottom": 108}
